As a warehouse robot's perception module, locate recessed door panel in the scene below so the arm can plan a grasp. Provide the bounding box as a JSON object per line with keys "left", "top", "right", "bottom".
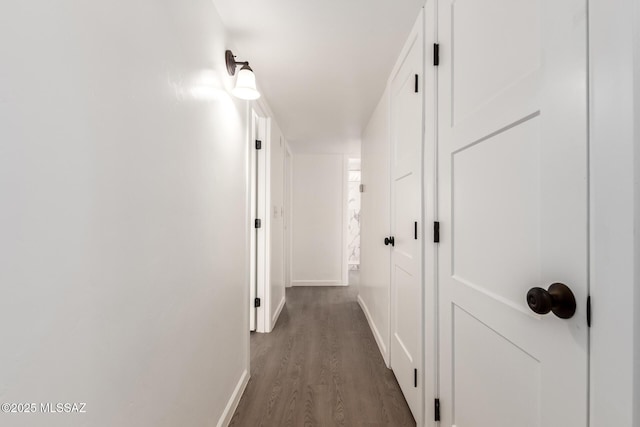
{"left": 451, "top": 0, "right": 541, "bottom": 125}
{"left": 453, "top": 306, "right": 542, "bottom": 427}
{"left": 452, "top": 117, "right": 542, "bottom": 309}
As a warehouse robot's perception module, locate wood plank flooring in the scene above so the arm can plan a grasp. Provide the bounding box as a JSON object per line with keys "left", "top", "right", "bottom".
{"left": 229, "top": 286, "right": 415, "bottom": 427}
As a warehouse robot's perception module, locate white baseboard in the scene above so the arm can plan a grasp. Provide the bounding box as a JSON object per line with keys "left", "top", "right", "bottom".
{"left": 271, "top": 296, "right": 286, "bottom": 329}
{"left": 292, "top": 280, "right": 348, "bottom": 287}
{"left": 216, "top": 369, "right": 249, "bottom": 427}
{"left": 357, "top": 295, "right": 389, "bottom": 368}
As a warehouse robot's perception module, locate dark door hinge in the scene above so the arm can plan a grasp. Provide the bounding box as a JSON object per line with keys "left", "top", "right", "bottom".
{"left": 255, "top": 140, "right": 262, "bottom": 150}
{"left": 433, "top": 43, "right": 440, "bottom": 66}
{"left": 254, "top": 218, "right": 262, "bottom": 229}
{"left": 434, "top": 221, "right": 440, "bottom": 243}
{"left": 587, "top": 295, "right": 592, "bottom": 327}
{"left": 414, "top": 74, "right": 419, "bottom": 93}
{"left": 414, "top": 369, "right": 418, "bottom": 387}
{"left": 254, "top": 298, "right": 261, "bottom": 308}
{"left": 434, "top": 398, "right": 441, "bottom": 421}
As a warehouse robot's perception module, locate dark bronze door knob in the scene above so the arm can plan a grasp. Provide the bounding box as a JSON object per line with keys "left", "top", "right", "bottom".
{"left": 526, "top": 282, "right": 576, "bottom": 319}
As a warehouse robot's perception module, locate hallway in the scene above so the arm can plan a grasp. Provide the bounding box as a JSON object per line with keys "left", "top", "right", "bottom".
{"left": 230, "top": 287, "right": 415, "bottom": 426}
{"left": 0, "top": 1, "right": 637, "bottom": 426}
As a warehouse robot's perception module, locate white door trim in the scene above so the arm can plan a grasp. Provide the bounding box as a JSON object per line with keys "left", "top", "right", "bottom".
{"left": 342, "top": 154, "right": 349, "bottom": 286}
{"left": 588, "top": 0, "right": 640, "bottom": 423}
{"left": 284, "top": 144, "right": 293, "bottom": 288}
{"left": 260, "top": 115, "right": 271, "bottom": 333}
{"left": 421, "top": 1, "right": 438, "bottom": 425}
{"left": 248, "top": 109, "right": 259, "bottom": 332}
{"left": 249, "top": 103, "right": 270, "bottom": 333}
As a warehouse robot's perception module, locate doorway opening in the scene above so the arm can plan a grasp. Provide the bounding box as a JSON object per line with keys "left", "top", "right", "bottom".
{"left": 348, "top": 158, "right": 362, "bottom": 286}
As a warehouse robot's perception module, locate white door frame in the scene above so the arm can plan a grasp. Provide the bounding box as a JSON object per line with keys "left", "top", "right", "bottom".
{"left": 588, "top": 0, "right": 640, "bottom": 424}
{"left": 249, "top": 104, "right": 270, "bottom": 333}
{"left": 421, "top": 1, "right": 438, "bottom": 425}
{"left": 342, "top": 154, "right": 350, "bottom": 286}
{"left": 284, "top": 144, "right": 293, "bottom": 288}
{"left": 248, "top": 109, "right": 259, "bottom": 332}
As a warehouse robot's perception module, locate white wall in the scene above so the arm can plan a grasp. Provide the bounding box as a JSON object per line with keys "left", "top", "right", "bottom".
{"left": 358, "top": 91, "right": 392, "bottom": 364}
{"left": 0, "top": 2, "right": 251, "bottom": 426}
{"left": 589, "top": 0, "right": 640, "bottom": 424}
{"left": 291, "top": 154, "right": 348, "bottom": 286}
{"left": 268, "top": 120, "right": 286, "bottom": 328}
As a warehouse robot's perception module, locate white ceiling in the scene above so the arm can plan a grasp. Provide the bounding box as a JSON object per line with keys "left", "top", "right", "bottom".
{"left": 212, "top": 0, "right": 425, "bottom": 154}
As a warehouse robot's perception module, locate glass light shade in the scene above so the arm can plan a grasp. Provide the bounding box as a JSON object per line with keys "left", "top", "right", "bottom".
{"left": 232, "top": 68, "right": 260, "bottom": 100}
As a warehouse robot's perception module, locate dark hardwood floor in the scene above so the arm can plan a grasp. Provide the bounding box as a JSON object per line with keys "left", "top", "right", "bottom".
{"left": 229, "top": 286, "right": 415, "bottom": 427}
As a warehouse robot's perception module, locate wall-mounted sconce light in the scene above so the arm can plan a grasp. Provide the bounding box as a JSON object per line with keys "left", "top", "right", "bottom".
{"left": 225, "top": 50, "right": 261, "bottom": 100}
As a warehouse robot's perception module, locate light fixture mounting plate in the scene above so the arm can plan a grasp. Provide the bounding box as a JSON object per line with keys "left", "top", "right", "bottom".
{"left": 225, "top": 50, "right": 237, "bottom": 76}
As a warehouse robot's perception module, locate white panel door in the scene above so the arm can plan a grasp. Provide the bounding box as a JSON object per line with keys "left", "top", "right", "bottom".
{"left": 437, "top": 0, "right": 588, "bottom": 425}
{"left": 390, "top": 12, "right": 423, "bottom": 422}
